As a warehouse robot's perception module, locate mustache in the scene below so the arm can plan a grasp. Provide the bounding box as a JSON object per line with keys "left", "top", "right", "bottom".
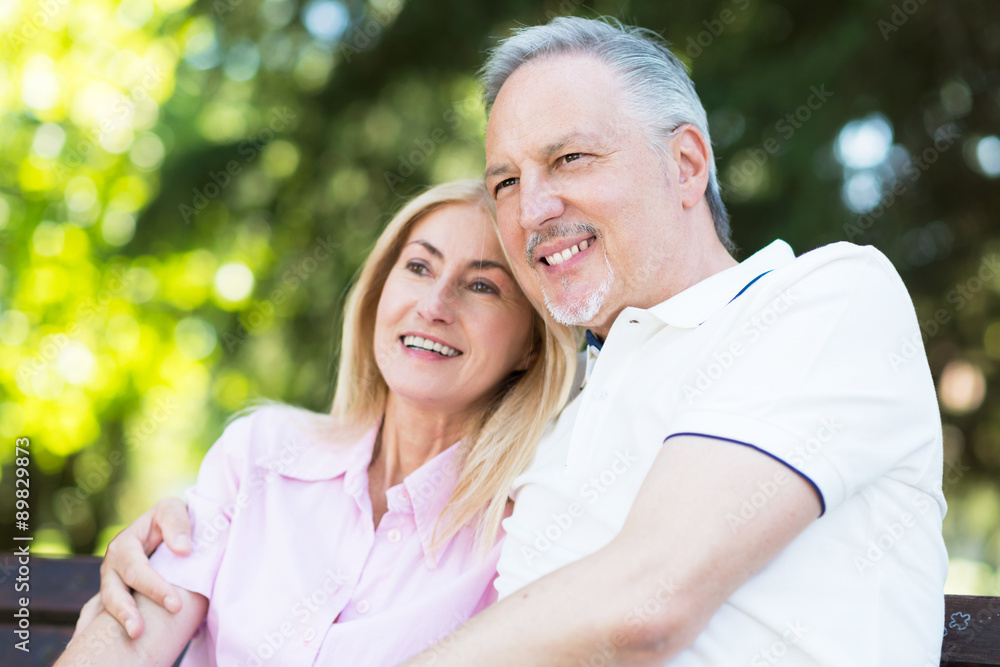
{"left": 525, "top": 223, "right": 599, "bottom": 264}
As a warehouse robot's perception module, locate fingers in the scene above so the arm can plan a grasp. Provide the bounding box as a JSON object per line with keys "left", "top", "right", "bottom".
{"left": 101, "top": 524, "right": 184, "bottom": 638}
{"left": 152, "top": 497, "right": 193, "bottom": 556}
{"left": 72, "top": 594, "right": 104, "bottom": 640}
{"left": 99, "top": 565, "right": 144, "bottom": 639}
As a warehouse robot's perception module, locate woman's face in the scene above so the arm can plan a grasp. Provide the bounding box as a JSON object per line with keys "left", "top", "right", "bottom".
{"left": 374, "top": 202, "right": 536, "bottom": 415}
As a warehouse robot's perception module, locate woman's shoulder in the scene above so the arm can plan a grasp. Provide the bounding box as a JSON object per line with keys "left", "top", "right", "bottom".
{"left": 213, "top": 403, "right": 339, "bottom": 460}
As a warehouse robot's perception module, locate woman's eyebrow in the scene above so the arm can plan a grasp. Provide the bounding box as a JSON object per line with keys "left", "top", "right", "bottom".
{"left": 406, "top": 240, "right": 442, "bottom": 258}
{"left": 468, "top": 259, "right": 512, "bottom": 279}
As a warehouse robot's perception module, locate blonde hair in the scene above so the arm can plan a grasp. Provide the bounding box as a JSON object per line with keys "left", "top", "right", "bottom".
{"left": 332, "top": 179, "right": 579, "bottom": 555}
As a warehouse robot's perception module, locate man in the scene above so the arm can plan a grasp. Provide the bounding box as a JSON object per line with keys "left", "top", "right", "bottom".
{"left": 85, "top": 17, "right": 947, "bottom": 666}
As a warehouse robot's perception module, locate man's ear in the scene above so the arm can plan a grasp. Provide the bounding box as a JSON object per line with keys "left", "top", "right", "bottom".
{"left": 669, "top": 124, "right": 712, "bottom": 210}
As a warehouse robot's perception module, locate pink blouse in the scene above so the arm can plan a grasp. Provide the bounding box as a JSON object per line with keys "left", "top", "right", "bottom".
{"left": 150, "top": 406, "right": 502, "bottom": 666}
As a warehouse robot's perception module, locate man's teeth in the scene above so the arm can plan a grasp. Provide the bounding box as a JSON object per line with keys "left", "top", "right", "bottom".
{"left": 544, "top": 238, "right": 590, "bottom": 266}
{"left": 402, "top": 336, "right": 460, "bottom": 357}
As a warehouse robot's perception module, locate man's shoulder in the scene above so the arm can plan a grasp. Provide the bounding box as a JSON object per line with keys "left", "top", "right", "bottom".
{"left": 784, "top": 241, "right": 906, "bottom": 291}
{"left": 752, "top": 241, "right": 914, "bottom": 314}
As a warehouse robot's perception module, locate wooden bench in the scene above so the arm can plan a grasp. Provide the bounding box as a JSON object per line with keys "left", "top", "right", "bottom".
{"left": 0, "top": 554, "right": 997, "bottom": 665}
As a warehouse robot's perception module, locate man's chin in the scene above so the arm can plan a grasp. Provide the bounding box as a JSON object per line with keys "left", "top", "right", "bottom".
{"left": 543, "top": 288, "right": 608, "bottom": 328}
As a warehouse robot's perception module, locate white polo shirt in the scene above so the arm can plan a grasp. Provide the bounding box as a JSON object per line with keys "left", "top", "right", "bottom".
{"left": 496, "top": 240, "right": 948, "bottom": 666}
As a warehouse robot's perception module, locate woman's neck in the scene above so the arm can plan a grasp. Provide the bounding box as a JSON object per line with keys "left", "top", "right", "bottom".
{"left": 371, "top": 393, "right": 471, "bottom": 490}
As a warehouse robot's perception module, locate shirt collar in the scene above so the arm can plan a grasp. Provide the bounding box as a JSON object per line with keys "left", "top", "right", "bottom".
{"left": 646, "top": 239, "right": 796, "bottom": 328}
{"left": 254, "top": 418, "right": 378, "bottom": 482}
{"left": 256, "top": 417, "right": 464, "bottom": 567}
{"left": 401, "top": 443, "right": 462, "bottom": 567}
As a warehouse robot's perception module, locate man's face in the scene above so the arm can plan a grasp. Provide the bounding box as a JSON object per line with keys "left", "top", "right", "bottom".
{"left": 485, "top": 53, "right": 688, "bottom": 333}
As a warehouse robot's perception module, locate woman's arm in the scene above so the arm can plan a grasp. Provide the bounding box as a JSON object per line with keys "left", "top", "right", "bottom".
{"left": 58, "top": 587, "right": 207, "bottom": 667}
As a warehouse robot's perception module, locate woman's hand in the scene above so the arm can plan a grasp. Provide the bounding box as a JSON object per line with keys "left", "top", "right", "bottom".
{"left": 75, "top": 497, "right": 194, "bottom": 639}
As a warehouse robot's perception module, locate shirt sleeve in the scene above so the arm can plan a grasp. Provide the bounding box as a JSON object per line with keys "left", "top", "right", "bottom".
{"left": 666, "top": 244, "right": 943, "bottom": 516}
{"left": 149, "top": 412, "right": 259, "bottom": 599}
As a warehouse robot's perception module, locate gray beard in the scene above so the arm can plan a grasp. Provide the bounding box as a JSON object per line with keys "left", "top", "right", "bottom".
{"left": 526, "top": 223, "right": 613, "bottom": 326}
{"left": 540, "top": 255, "right": 615, "bottom": 326}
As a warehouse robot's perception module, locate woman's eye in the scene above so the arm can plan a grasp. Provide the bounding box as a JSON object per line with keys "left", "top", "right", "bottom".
{"left": 406, "top": 261, "right": 429, "bottom": 275}
{"left": 470, "top": 281, "right": 497, "bottom": 295}
{"left": 494, "top": 178, "right": 518, "bottom": 195}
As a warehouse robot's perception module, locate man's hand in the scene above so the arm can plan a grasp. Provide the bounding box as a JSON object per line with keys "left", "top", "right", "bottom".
{"left": 74, "top": 497, "right": 193, "bottom": 640}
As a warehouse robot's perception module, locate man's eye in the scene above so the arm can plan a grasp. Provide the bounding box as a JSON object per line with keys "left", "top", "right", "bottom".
{"left": 494, "top": 178, "right": 518, "bottom": 195}
{"left": 562, "top": 153, "right": 582, "bottom": 163}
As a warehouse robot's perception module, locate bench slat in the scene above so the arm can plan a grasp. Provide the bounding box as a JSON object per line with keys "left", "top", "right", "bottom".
{"left": 942, "top": 594, "right": 1000, "bottom": 666}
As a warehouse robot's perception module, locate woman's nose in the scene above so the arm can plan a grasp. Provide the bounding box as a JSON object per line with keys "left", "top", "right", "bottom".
{"left": 416, "top": 281, "right": 457, "bottom": 324}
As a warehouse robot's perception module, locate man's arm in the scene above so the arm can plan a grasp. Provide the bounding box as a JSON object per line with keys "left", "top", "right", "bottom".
{"left": 74, "top": 498, "right": 194, "bottom": 639}
{"left": 57, "top": 587, "right": 207, "bottom": 667}
{"left": 403, "top": 435, "right": 820, "bottom": 666}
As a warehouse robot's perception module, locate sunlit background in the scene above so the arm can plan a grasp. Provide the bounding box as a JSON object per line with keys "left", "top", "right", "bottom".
{"left": 1, "top": 0, "right": 999, "bottom": 596}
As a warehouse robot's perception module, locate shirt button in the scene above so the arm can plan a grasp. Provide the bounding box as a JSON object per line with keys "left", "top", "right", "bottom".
{"left": 303, "top": 628, "right": 316, "bottom": 641}
{"left": 387, "top": 529, "right": 401, "bottom": 543}
{"left": 356, "top": 600, "right": 370, "bottom": 614}
{"left": 596, "top": 390, "right": 608, "bottom": 401}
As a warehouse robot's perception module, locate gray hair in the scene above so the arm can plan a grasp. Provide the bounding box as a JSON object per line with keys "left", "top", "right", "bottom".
{"left": 480, "top": 16, "right": 734, "bottom": 253}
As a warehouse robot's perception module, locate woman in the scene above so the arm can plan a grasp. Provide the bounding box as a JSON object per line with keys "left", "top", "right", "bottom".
{"left": 59, "top": 180, "right": 578, "bottom": 666}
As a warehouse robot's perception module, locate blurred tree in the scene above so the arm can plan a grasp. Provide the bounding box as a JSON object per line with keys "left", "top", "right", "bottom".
{"left": 0, "top": 0, "right": 997, "bottom": 593}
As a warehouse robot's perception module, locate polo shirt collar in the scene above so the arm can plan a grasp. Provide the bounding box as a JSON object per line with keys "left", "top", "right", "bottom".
{"left": 647, "top": 239, "right": 796, "bottom": 328}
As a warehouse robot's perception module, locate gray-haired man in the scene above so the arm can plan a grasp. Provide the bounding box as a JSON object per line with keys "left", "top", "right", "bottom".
{"left": 408, "top": 16, "right": 946, "bottom": 666}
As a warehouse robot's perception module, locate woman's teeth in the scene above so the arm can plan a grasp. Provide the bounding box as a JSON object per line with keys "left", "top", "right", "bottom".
{"left": 403, "top": 335, "right": 460, "bottom": 357}
{"left": 544, "top": 238, "right": 590, "bottom": 266}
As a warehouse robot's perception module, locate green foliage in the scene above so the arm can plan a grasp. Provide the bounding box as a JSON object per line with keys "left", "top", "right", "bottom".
{"left": 0, "top": 0, "right": 998, "bottom": 593}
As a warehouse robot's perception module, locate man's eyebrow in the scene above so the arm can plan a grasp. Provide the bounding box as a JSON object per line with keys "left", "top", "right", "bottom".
{"left": 485, "top": 132, "right": 605, "bottom": 180}
{"left": 542, "top": 131, "right": 604, "bottom": 158}
{"left": 485, "top": 163, "right": 513, "bottom": 180}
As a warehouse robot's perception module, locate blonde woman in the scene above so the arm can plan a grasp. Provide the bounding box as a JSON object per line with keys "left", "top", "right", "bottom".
{"left": 60, "top": 180, "right": 578, "bottom": 666}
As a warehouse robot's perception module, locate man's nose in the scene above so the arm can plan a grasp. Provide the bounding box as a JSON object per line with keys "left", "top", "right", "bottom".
{"left": 518, "top": 174, "right": 565, "bottom": 230}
